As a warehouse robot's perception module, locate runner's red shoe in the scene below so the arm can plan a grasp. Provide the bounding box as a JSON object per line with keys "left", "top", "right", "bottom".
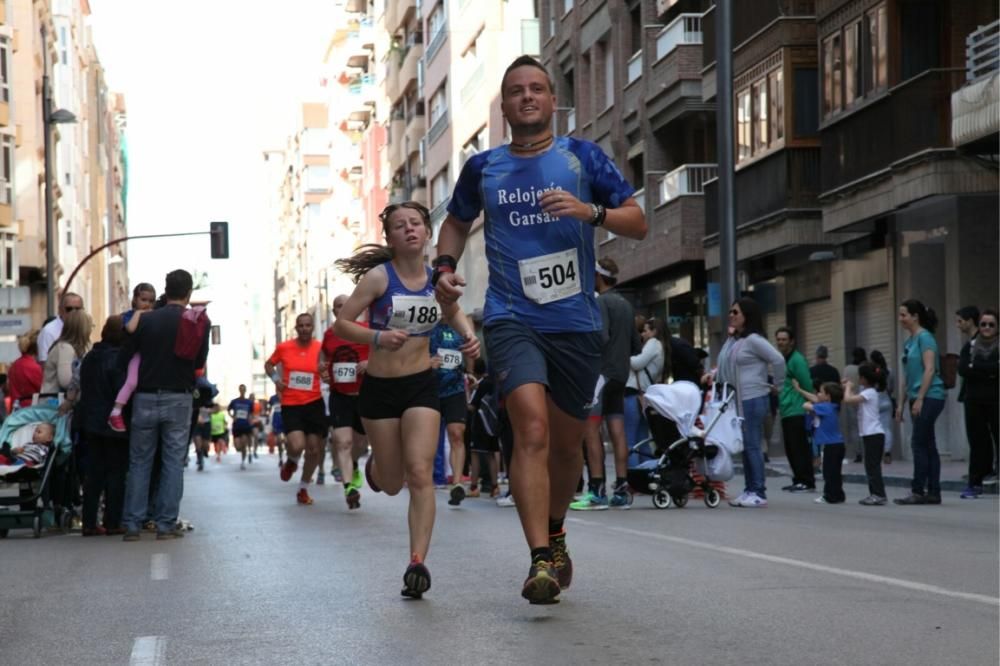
{"left": 296, "top": 488, "right": 313, "bottom": 505}
{"left": 280, "top": 459, "right": 298, "bottom": 482}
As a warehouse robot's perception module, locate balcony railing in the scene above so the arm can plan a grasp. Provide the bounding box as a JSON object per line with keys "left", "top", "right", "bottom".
{"left": 659, "top": 164, "right": 717, "bottom": 203}
{"left": 967, "top": 20, "right": 999, "bottom": 81}
{"left": 427, "top": 110, "right": 449, "bottom": 146}
{"left": 426, "top": 26, "right": 447, "bottom": 64}
{"left": 430, "top": 197, "right": 450, "bottom": 224}
{"left": 627, "top": 50, "right": 643, "bottom": 84}
{"left": 656, "top": 13, "right": 702, "bottom": 61}
{"left": 820, "top": 69, "right": 962, "bottom": 195}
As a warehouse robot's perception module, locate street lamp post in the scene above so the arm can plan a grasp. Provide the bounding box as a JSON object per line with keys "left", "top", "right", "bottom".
{"left": 41, "top": 26, "right": 77, "bottom": 319}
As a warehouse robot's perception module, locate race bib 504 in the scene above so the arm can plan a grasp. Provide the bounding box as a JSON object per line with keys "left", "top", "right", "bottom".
{"left": 518, "top": 248, "right": 581, "bottom": 305}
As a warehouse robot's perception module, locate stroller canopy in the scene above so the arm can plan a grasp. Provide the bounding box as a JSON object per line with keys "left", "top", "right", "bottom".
{"left": 0, "top": 406, "right": 72, "bottom": 463}
{"left": 643, "top": 381, "right": 702, "bottom": 438}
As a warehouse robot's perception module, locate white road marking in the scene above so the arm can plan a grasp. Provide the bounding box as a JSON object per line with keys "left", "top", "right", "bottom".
{"left": 567, "top": 518, "right": 1000, "bottom": 608}
{"left": 150, "top": 553, "right": 170, "bottom": 581}
{"left": 130, "top": 636, "right": 165, "bottom": 665}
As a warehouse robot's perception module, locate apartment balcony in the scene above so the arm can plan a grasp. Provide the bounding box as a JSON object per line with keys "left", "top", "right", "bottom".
{"left": 660, "top": 163, "right": 717, "bottom": 203}
{"left": 385, "top": 0, "right": 416, "bottom": 35}
{"left": 598, "top": 168, "right": 709, "bottom": 283}
{"left": 405, "top": 112, "right": 425, "bottom": 157}
{"left": 388, "top": 118, "right": 405, "bottom": 170}
{"left": 410, "top": 186, "right": 428, "bottom": 207}
{"left": 344, "top": 16, "right": 375, "bottom": 70}
{"left": 705, "top": 148, "right": 820, "bottom": 238}
{"left": 427, "top": 110, "right": 449, "bottom": 147}
{"left": 647, "top": 13, "right": 707, "bottom": 129}
{"left": 398, "top": 44, "right": 423, "bottom": 101}
{"left": 820, "top": 69, "right": 964, "bottom": 197}
{"left": 703, "top": 1, "right": 814, "bottom": 70}
{"left": 952, "top": 20, "right": 999, "bottom": 151}
{"left": 385, "top": 52, "right": 401, "bottom": 102}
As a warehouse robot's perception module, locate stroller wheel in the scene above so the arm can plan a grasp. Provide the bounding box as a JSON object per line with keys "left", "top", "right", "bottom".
{"left": 672, "top": 493, "right": 689, "bottom": 508}
{"left": 704, "top": 488, "right": 721, "bottom": 508}
{"left": 652, "top": 490, "right": 672, "bottom": 509}
{"left": 32, "top": 515, "right": 42, "bottom": 538}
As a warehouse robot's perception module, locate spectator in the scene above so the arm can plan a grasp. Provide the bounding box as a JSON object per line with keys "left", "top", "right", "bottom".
{"left": 710, "top": 297, "right": 786, "bottom": 508}
{"left": 666, "top": 329, "right": 704, "bottom": 385}
{"left": 41, "top": 309, "right": 93, "bottom": 408}
{"left": 843, "top": 347, "right": 867, "bottom": 462}
{"left": 955, "top": 305, "right": 980, "bottom": 343}
{"left": 121, "top": 269, "right": 210, "bottom": 540}
{"left": 958, "top": 309, "right": 998, "bottom": 499}
{"left": 37, "top": 292, "right": 84, "bottom": 364}
{"left": 78, "top": 315, "right": 129, "bottom": 536}
{"left": 775, "top": 327, "right": 815, "bottom": 492}
{"left": 624, "top": 317, "right": 666, "bottom": 450}
{"left": 8, "top": 331, "right": 42, "bottom": 410}
{"left": 894, "top": 299, "right": 946, "bottom": 506}
{"left": 809, "top": 345, "right": 841, "bottom": 386}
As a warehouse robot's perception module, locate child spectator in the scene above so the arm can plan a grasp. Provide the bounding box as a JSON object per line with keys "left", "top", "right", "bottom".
{"left": 793, "top": 380, "right": 845, "bottom": 504}
{"left": 0, "top": 423, "right": 54, "bottom": 467}
{"left": 843, "top": 364, "right": 887, "bottom": 505}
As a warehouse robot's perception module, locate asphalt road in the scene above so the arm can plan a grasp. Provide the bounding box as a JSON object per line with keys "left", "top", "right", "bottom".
{"left": 1, "top": 450, "right": 997, "bottom": 666}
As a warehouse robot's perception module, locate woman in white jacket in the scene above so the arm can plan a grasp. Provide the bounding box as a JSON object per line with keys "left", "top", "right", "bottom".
{"left": 624, "top": 319, "right": 668, "bottom": 449}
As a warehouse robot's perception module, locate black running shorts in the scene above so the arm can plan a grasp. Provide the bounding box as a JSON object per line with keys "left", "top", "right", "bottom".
{"left": 281, "top": 399, "right": 328, "bottom": 436}
{"left": 359, "top": 369, "right": 439, "bottom": 420}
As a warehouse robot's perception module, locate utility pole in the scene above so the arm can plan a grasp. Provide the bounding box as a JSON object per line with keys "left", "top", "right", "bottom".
{"left": 715, "top": 0, "right": 738, "bottom": 312}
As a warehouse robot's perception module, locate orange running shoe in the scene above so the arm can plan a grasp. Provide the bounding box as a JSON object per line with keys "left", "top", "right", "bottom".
{"left": 296, "top": 488, "right": 313, "bottom": 505}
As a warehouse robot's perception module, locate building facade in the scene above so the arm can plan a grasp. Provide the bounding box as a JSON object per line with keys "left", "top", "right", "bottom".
{"left": 7, "top": 0, "right": 127, "bottom": 363}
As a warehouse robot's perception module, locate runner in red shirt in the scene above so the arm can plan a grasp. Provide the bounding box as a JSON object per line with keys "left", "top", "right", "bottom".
{"left": 264, "top": 313, "right": 325, "bottom": 505}
{"left": 318, "top": 295, "right": 370, "bottom": 510}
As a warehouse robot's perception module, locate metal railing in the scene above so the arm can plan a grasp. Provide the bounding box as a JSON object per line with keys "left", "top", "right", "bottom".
{"left": 656, "top": 13, "right": 702, "bottom": 61}
{"left": 967, "top": 20, "right": 999, "bottom": 82}
{"left": 427, "top": 110, "right": 449, "bottom": 146}
{"left": 659, "top": 164, "right": 717, "bottom": 203}
{"left": 627, "top": 50, "right": 643, "bottom": 84}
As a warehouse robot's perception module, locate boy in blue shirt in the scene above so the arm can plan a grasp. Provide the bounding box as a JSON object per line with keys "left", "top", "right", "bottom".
{"left": 793, "top": 380, "right": 846, "bottom": 504}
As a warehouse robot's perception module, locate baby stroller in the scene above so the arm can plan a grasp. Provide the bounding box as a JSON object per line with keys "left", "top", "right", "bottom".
{"left": 627, "top": 382, "right": 741, "bottom": 509}
{"left": 0, "top": 405, "right": 74, "bottom": 538}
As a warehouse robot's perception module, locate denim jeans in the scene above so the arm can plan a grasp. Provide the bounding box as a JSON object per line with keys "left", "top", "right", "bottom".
{"left": 741, "top": 395, "right": 770, "bottom": 497}
{"left": 623, "top": 394, "right": 649, "bottom": 450}
{"left": 123, "top": 392, "right": 192, "bottom": 533}
{"left": 909, "top": 396, "right": 945, "bottom": 496}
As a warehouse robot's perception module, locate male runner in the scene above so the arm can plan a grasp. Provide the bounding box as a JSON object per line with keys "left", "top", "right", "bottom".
{"left": 319, "top": 294, "right": 370, "bottom": 509}
{"left": 228, "top": 384, "right": 256, "bottom": 470}
{"left": 264, "top": 313, "right": 326, "bottom": 505}
{"left": 433, "top": 55, "right": 646, "bottom": 604}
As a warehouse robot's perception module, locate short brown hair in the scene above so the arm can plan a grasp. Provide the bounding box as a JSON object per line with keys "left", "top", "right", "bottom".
{"left": 101, "top": 315, "right": 126, "bottom": 346}
{"left": 820, "top": 382, "right": 844, "bottom": 404}
{"left": 501, "top": 55, "right": 554, "bottom": 99}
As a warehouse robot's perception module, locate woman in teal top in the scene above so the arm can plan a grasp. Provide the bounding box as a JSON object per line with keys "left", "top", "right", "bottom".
{"left": 894, "top": 299, "right": 946, "bottom": 505}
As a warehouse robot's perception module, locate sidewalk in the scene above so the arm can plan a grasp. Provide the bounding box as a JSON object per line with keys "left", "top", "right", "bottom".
{"left": 738, "top": 454, "right": 997, "bottom": 494}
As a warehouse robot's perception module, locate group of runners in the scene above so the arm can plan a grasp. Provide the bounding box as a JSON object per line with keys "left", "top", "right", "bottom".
{"left": 263, "top": 55, "right": 647, "bottom": 605}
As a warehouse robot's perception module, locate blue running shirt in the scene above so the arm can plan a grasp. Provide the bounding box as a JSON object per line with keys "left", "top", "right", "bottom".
{"left": 448, "top": 137, "right": 635, "bottom": 333}
{"left": 429, "top": 324, "right": 466, "bottom": 398}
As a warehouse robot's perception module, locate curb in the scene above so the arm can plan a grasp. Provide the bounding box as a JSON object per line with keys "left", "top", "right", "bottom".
{"left": 733, "top": 463, "right": 998, "bottom": 495}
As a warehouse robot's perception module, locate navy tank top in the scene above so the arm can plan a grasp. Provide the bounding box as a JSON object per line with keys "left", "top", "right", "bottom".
{"left": 368, "top": 262, "right": 440, "bottom": 337}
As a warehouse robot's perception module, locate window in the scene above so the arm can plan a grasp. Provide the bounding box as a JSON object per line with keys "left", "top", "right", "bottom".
{"left": 0, "top": 232, "right": 16, "bottom": 287}
{"left": 602, "top": 41, "right": 614, "bottom": 111}
{"left": 430, "top": 83, "right": 447, "bottom": 123}
{"left": 735, "top": 61, "right": 785, "bottom": 164}
{"left": 65, "top": 221, "right": 72, "bottom": 246}
{"left": 0, "top": 37, "right": 9, "bottom": 103}
{"left": 0, "top": 136, "right": 11, "bottom": 205}
{"left": 563, "top": 0, "right": 573, "bottom": 15}
{"left": 822, "top": 3, "right": 889, "bottom": 120}
{"left": 304, "top": 166, "right": 331, "bottom": 192}
{"left": 736, "top": 89, "right": 751, "bottom": 162}
{"left": 428, "top": 4, "right": 445, "bottom": 44}
{"left": 59, "top": 27, "right": 68, "bottom": 65}
{"left": 431, "top": 169, "right": 449, "bottom": 207}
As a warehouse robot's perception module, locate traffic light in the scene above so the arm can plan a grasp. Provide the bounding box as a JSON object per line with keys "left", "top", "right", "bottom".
{"left": 210, "top": 221, "right": 229, "bottom": 259}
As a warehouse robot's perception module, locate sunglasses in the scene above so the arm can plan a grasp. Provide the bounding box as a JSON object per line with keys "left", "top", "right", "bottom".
{"left": 981, "top": 321, "right": 997, "bottom": 328}
{"left": 64, "top": 306, "right": 82, "bottom": 312}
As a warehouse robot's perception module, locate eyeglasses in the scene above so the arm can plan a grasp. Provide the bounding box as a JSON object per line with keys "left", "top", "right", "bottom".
{"left": 981, "top": 322, "right": 997, "bottom": 329}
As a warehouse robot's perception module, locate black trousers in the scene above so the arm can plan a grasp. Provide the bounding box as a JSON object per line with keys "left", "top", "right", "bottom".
{"left": 821, "top": 443, "right": 846, "bottom": 503}
{"left": 782, "top": 416, "right": 814, "bottom": 488}
{"left": 82, "top": 433, "right": 129, "bottom": 530}
{"left": 965, "top": 401, "right": 999, "bottom": 486}
{"left": 862, "top": 434, "right": 886, "bottom": 498}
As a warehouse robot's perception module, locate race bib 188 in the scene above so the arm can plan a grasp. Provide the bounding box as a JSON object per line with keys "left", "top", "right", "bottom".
{"left": 518, "top": 248, "right": 581, "bottom": 305}
{"left": 389, "top": 295, "right": 440, "bottom": 334}
{"left": 288, "top": 371, "right": 315, "bottom": 391}
{"left": 333, "top": 362, "right": 358, "bottom": 383}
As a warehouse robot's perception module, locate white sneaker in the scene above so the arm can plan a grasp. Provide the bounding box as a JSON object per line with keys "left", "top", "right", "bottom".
{"left": 496, "top": 493, "right": 516, "bottom": 507}
{"left": 814, "top": 496, "right": 828, "bottom": 504}
{"left": 728, "top": 491, "right": 749, "bottom": 507}
{"left": 736, "top": 492, "right": 768, "bottom": 508}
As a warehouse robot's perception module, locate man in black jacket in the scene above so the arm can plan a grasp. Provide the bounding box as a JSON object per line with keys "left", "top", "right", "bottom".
{"left": 121, "top": 270, "right": 210, "bottom": 540}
